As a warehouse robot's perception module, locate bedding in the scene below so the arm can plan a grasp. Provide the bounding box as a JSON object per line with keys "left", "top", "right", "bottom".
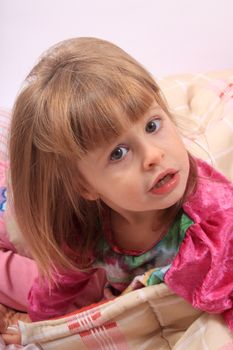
{"left": 0, "top": 69, "right": 233, "bottom": 349}
{"left": 18, "top": 284, "right": 233, "bottom": 349}
{"left": 158, "top": 70, "right": 233, "bottom": 181}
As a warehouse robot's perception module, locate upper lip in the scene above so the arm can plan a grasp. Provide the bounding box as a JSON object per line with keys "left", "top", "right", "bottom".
{"left": 149, "top": 169, "right": 178, "bottom": 191}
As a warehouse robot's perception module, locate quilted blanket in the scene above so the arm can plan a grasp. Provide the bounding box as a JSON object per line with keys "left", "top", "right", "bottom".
{"left": 18, "top": 284, "right": 233, "bottom": 349}
{"left": 0, "top": 70, "right": 233, "bottom": 349}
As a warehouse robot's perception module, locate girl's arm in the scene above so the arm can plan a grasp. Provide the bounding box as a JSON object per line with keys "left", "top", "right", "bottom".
{"left": 0, "top": 248, "right": 38, "bottom": 312}
{"left": 0, "top": 245, "right": 105, "bottom": 322}
{"left": 165, "top": 207, "right": 233, "bottom": 330}
{"left": 28, "top": 268, "right": 105, "bottom": 321}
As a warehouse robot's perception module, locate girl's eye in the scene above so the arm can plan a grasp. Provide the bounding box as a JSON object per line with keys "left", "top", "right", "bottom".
{"left": 145, "top": 119, "right": 161, "bottom": 133}
{"left": 110, "top": 146, "right": 128, "bottom": 161}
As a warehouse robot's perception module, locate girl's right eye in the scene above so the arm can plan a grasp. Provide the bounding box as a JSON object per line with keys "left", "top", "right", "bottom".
{"left": 110, "top": 146, "right": 128, "bottom": 162}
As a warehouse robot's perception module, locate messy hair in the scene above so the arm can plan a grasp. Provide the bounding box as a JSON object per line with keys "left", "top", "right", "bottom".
{"left": 9, "top": 37, "right": 197, "bottom": 278}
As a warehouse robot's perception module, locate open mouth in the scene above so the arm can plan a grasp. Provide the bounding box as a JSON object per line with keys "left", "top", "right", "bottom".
{"left": 153, "top": 173, "right": 174, "bottom": 188}
{"left": 150, "top": 170, "right": 179, "bottom": 195}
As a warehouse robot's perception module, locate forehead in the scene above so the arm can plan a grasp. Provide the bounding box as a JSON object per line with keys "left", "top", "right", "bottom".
{"left": 72, "top": 77, "right": 164, "bottom": 155}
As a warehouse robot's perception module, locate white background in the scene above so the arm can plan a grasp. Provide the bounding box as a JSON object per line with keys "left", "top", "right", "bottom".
{"left": 1, "top": 0, "right": 233, "bottom": 108}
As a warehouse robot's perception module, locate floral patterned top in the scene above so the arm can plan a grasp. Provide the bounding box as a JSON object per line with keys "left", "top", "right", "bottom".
{"left": 94, "top": 211, "right": 193, "bottom": 294}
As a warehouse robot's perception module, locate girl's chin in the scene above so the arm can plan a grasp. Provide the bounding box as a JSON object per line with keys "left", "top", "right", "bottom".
{"left": 149, "top": 189, "right": 187, "bottom": 210}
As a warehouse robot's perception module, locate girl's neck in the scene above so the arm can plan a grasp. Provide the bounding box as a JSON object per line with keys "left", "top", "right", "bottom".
{"left": 110, "top": 209, "right": 168, "bottom": 251}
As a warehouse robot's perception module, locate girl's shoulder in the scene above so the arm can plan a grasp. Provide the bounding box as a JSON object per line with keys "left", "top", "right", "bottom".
{"left": 183, "top": 158, "right": 233, "bottom": 223}
{"left": 165, "top": 159, "right": 233, "bottom": 317}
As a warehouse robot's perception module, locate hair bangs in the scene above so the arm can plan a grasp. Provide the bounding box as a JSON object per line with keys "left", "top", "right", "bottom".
{"left": 71, "top": 73, "right": 159, "bottom": 154}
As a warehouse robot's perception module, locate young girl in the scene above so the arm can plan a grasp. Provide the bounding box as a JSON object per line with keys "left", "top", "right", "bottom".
{"left": 0, "top": 37, "right": 233, "bottom": 336}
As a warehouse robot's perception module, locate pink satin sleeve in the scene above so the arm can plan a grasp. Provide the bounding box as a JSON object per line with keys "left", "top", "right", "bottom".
{"left": 165, "top": 206, "right": 233, "bottom": 330}
{"left": 28, "top": 268, "right": 106, "bottom": 321}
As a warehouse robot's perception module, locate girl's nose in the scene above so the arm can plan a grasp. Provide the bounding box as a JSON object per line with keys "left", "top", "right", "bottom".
{"left": 142, "top": 144, "right": 165, "bottom": 170}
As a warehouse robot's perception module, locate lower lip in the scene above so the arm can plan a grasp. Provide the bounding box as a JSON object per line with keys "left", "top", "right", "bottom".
{"left": 150, "top": 172, "right": 180, "bottom": 195}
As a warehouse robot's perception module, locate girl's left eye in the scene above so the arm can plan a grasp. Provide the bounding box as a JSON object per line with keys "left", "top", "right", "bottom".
{"left": 110, "top": 146, "right": 128, "bottom": 162}
{"left": 145, "top": 119, "right": 161, "bottom": 133}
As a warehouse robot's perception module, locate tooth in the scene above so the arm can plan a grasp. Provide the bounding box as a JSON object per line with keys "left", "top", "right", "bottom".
{"left": 155, "top": 174, "right": 172, "bottom": 188}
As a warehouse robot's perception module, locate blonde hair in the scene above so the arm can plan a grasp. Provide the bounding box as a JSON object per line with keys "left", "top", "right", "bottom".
{"left": 9, "top": 37, "right": 197, "bottom": 278}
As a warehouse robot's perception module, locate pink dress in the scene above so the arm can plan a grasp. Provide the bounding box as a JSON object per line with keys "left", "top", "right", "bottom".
{"left": 165, "top": 159, "right": 233, "bottom": 331}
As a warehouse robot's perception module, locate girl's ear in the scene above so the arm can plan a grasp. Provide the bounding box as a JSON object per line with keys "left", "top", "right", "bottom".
{"left": 82, "top": 191, "right": 99, "bottom": 201}
{"left": 80, "top": 185, "right": 99, "bottom": 201}
{"left": 77, "top": 170, "right": 99, "bottom": 200}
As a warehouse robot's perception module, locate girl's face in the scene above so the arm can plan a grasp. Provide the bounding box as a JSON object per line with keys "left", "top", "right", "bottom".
{"left": 78, "top": 102, "right": 190, "bottom": 217}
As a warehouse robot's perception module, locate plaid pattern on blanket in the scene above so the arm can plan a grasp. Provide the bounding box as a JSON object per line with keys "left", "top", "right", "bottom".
{"left": 19, "top": 284, "right": 233, "bottom": 349}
